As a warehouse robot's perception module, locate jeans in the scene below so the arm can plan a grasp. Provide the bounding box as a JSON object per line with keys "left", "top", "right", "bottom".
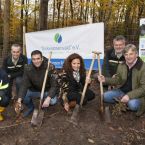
{"left": 23, "top": 90, "right": 58, "bottom": 109}
{"left": 9, "top": 76, "right": 23, "bottom": 97}
{"left": 104, "top": 89, "right": 141, "bottom": 111}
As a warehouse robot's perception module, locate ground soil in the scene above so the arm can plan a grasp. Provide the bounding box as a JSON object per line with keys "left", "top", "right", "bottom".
{"left": 0, "top": 80, "right": 145, "bottom": 145}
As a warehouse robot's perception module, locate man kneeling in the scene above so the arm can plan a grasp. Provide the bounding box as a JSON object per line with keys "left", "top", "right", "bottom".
{"left": 0, "top": 68, "right": 10, "bottom": 121}
{"left": 17, "top": 50, "right": 58, "bottom": 117}
{"left": 98, "top": 44, "right": 145, "bottom": 116}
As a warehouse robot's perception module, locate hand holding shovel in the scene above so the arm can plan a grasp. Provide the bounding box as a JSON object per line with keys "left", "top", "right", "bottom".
{"left": 31, "top": 52, "right": 52, "bottom": 127}
{"left": 96, "top": 52, "right": 111, "bottom": 123}
{"left": 80, "top": 51, "right": 97, "bottom": 107}
{"left": 69, "top": 51, "right": 97, "bottom": 126}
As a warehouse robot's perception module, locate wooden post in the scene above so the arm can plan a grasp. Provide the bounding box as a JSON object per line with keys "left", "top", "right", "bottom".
{"left": 23, "top": 26, "right": 26, "bottom": 55}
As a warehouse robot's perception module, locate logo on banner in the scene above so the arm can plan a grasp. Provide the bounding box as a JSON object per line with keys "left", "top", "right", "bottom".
{"left": 54, "top": 33, "right": 62, "bottom": 43}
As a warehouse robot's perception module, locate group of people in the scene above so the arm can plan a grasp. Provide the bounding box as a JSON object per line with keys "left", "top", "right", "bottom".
{"left": 0, "top": 35, "right": 145, "bottom": 125}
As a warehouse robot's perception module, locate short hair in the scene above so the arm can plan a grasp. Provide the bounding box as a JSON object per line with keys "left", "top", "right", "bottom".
{"left": 113, "top": 35, "right": 126, "bottom": 42}
{"left": 123, "top": 44, "right": 138, "bottom": 54}
{"left": 31, "top": 50, "right": 43, "bottom": 58}
{"left": 11, "top": 44, "right": 21, "bottom": 50}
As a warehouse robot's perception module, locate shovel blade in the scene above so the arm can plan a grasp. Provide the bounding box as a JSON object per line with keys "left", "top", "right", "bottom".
{"left": 31, "top": 109, "right": 38, "bottom": 126}
{"left": 98, "top": 109, "right": 105, "bottom": 121}
{"left": 31, "top": 109, "right": 44, "bottom": 127}
{"left": 37, "top": 110, "right": 44, "bottom": 126}
{"left": 104, "top": 106, "right": 111, "bottom": 124}
{"left": 98, "top": 106, "right": 112, "bottom": 124}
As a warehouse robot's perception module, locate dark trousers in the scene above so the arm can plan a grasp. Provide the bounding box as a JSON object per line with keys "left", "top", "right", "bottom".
{"left": 0, "top": 90, "right": 10, "bottom": 107}
{"left": 9, "top": 76, "right": 23, "bottom": 97}
{"left": 67, "top": 89, "right": 95, "bottom": 105}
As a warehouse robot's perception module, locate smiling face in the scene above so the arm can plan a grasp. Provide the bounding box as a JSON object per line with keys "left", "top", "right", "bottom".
{"left": 32, "top": 54, "right": 43, "bottom": 68}
{"left": 124, "top": 49, "right": 138, "bottom": 65}
{"left": 113, "top": 40, "right": 125, "bottom": 54}
{"left": 71, "top": 58, "right": 81, "bottom": 71}
{"left": 11, "top": 46, "right": 21, "bottom": 60}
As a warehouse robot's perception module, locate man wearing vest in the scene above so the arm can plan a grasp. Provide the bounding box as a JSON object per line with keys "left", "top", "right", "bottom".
{"left": 0, "top": 68, "right": 9, "bottom": 121}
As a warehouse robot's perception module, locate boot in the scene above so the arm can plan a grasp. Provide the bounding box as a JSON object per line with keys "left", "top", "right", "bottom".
{"left": 0, "top": 106, "right": 5, "bottom": 121}
{"left": 69, "top": 101, "right": 76, "bottom": 108}
{"left": 136, "top": 98, "right": 145, "bottom": 117}
{"left": 69, "top": 104, "right": 80, "bottom": 125}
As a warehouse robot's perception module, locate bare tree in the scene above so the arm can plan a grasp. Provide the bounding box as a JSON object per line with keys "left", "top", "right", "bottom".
{"left": 20, "top": 0, "right": 24, "bottom": 42}
{"left": 2, "top": 0, "right": 10, "bottom": 58}
{"left": 56, "top": 0, "right": 62, "bottom": 27}
{"left": 39, "top": 0, "right": 49, "bottom": 30}
{"left": 0, "top": 0, "right": 2, "bottom": 44}
{"left": 34, "top": 0, "right": 39, "bottom": 30}
{"left": 70, "top": 0, "right": 73, "bottom": 20}
{"left": 52, "top": 0, "right": 56, "bottom": 28}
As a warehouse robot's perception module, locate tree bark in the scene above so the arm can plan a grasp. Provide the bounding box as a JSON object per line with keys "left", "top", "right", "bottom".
{"left": 38, "top": 0, "right": 49, "bottom": 30}
{"left": 0, "top": 0, "right": 2, "bottom": 45}
{"left": 2, "top": 0, "right": 10, "bottom": 57}
{"left": 56, "top": 0, "right": 62, "bottom": 28}
{"left": 21, "top": 0, "right": 24, "bottom": 42}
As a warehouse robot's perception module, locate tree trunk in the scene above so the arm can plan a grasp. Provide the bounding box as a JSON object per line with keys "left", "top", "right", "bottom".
{"left": 2, "top": 0, "right": 10, "bottom": 58}
{"left": 52, "top": 0, "right": 56, "bottom": 28}
{"left": 56, "top": 0, "right": 62, "bottom": 28}
{"left": 0, "top": 0, "right": 2, "bottom": 45}
{"left": 21, "top": 0, "right": 24, "bottom": 43}
{"left": 70, "top": 0, "right": 73, "bottom": 20}
{"left": 39, "top": 0, "right": 49, "bottom": 30}
{"left": 34, "top": 0, "right": 38, "bottom": 30}
{"left": 62, "top": 0, "right": 66, "bottom": 27}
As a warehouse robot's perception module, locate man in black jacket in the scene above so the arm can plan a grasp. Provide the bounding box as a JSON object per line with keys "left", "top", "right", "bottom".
{"left": 17, "top": 50, "right": 58, "bottom": 117}
{"left": 102, "top": 35, "right": 126, "bottom": 90}
{"left": 3, "top": 44, "right": 28, "bottom": 98}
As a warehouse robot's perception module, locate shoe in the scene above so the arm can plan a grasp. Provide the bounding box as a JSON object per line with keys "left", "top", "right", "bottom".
{"left": 0, "top": 107, "right": 5, "bottom": 121}
{"left": 0, "top": 106, "right": 5, "bottom": 112}
{"left": 69, "top": 101, "right": 76, "bottom": 108}
{"left": 0, "top": 113, "right": 4, "bottom": 121}
{"left": 136, "top": 98, "right": 145, "bottom": 117}
{"left": 23, "top": 106, "right": 34, "bottom": 117}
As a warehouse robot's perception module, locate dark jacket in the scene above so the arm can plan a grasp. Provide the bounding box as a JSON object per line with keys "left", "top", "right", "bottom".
{"left": 102, "top": 48, "right": 125, "bottom": 77}
{"left": 2, "top": 54, "right": 28, "bottom": 79}
{"left": 18, "top": 61, "right": 58, "bottom": 99}
{"left": 0, "top": 68, "right": 9, "bottom": 107}
{"left": 105, "top": 57, "right": 145, "bottom": 99}
{"left": 0, "top": 68, "right": 9, "bottom": 90}
{"left": 58, "top": 71, "right": 86, "bottom": 103}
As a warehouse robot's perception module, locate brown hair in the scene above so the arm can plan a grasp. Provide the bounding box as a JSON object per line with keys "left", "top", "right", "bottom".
{"left": 63, "top": 53, "right": 86, "bottom": 76}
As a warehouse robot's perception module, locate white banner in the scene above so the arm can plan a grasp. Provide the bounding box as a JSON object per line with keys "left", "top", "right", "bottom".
{"left": 25, "top": 23, "right": 104, "bottom": 69}
{"left": 139, "top": 18, "right": 145, "bottom": 61}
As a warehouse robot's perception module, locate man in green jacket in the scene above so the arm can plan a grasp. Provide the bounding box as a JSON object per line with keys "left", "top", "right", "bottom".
{"left": 98, "top": 44, "right": 145, "bottom": 116}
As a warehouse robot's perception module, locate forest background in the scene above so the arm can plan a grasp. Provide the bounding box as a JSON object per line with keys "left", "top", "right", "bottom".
{"left": 0, "top": 0, "right": 145, "bottom": 63}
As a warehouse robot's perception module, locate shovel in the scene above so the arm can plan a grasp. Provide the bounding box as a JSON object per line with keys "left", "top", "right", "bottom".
{"left": 31, "top": 52, "right": 52, "bottom": 126}
{"left": 96, "top": 52, "right": 111, "bottom": 123}
{"left": 80, "top": 51, "right": 97, "bottom": 107}
{"left": 69, "top": 51, "right": 97, "bottom": 126}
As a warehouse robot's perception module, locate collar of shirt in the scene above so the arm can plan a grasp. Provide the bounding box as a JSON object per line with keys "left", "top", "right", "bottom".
{"left": 115, "top": 52, "right": 123, "bottom": 59}
{"left": 12, "top": 57, "right": 19, "bottom": 66}
{"left": 126, "top": 58, "right": 138, "bottom": 69}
